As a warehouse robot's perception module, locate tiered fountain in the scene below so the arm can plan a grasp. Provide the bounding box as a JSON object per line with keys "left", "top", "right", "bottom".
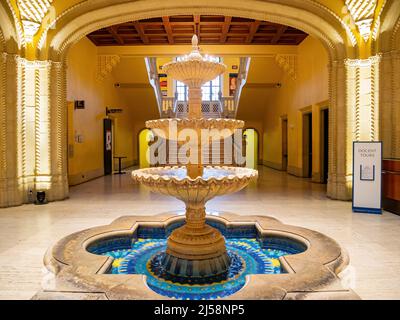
{"left": 132, "top": 35, "right": 258, "bottom": 282}
{"left": 41, "top": 35, "right": 356, "bottom": 301}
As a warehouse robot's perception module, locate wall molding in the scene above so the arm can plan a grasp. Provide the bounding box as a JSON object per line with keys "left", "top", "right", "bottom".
{"left": 263, "top": 160, "right": 283, "bottom": 171}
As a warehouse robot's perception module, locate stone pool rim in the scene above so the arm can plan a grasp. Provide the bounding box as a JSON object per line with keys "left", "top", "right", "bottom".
{"left": 41, "top": 212, "right": 360, "bottom": 300}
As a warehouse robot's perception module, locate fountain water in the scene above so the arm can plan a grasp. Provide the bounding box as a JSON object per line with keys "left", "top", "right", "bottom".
{"left": 132, "top": 35, "right": 258, "bottom": 281}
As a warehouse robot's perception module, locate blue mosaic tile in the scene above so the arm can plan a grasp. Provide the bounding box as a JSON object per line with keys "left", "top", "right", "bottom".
{"left": 92, "top": 237, "right": 302, "bottom": 300}
{"left": 86, "top": 221, "right": 306, "bottom": 300}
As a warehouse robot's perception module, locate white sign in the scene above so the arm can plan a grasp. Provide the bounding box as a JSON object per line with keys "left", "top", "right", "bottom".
{"left": 352, "top": 141, "right": 382, "bottom": 214}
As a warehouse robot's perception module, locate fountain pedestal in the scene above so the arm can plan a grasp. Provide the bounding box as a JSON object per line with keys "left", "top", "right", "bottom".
{"left": 133, "top": 35, "right": 257, "bottom": 281}
{"left": 163, "top": 203, "right": 230, "bottom": 279}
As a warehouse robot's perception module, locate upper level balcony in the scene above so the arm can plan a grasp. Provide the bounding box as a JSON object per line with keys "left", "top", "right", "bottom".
{"left": 146, "top": 57, "right": 250, "bottom": 120}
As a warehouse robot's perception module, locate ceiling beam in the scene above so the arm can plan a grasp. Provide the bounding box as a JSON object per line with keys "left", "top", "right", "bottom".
{"left": 220, "top": 16, "right": 232, "bottom": 43}
{"left": 162, "top": 16, "right": 174, "bottom": 44}
{"left": 246, "top": 21, "right": 261, "bottom": 43}
{"left": 271, "top": 26, "right": 288, "bottom": 44}
{"left": 194, "top": 15, "right": 200, "bottom": 36}
{"left": 107, "top": 26, "right": 124, "bottom": 45}
{"left": 87, "top": 16, "right": 308, "bottom": 46}
{"left": 133, "top": 21, "right": 149, "bottom": 44}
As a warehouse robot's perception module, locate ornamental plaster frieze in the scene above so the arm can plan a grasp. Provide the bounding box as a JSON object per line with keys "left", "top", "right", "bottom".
{"left": 344, "top": 54, "right": 382, "bottom": 67}
{"left": 97, "top": 54, "right": 120, "bottom": 82}
{"left": 275, "top": 54, "right": 297, "bottom": 80}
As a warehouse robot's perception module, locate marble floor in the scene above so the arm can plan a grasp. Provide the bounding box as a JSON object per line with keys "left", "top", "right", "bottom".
{"left": 0, "top": 166, "right": 399, "bottom": 300}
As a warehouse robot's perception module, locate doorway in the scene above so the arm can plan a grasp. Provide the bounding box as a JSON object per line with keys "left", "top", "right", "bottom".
{"left": 244, "top": 129, "right": 259, "bottom": 169}
{"left": 321, "top": 108, "right": 329, "bottom": 184}
{"left": 103, "top": 119, "right": 114, "bottom": 175}
{"left": 282, "top": 118, "right": 288, "bottom": 171}
{"left": 139, "top": 129, "right": 151, "bottom": 168}
{"left": 303, "top": 113, "right": 312, "bottom": 178}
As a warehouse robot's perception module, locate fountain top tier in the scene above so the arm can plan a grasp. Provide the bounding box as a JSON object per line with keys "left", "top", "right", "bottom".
{"left": 162, "top": 35, "right": 227, "bottom": 89}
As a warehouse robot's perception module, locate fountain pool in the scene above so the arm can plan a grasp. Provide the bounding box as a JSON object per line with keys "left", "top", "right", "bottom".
{"left": 41, "top": 213, "right": 359, "bottom": 300}
{"left": 87, "top": 220, "right": 306, "bottom": 300}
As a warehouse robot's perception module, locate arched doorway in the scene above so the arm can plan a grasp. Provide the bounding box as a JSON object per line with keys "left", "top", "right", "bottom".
{"left": 138, "top": 129, "right": 152, "bottom": 169}
{"left": 2, "top": 0, "right": 380, "bottom": 207}
{"left": 44, "top": 1, "right": 351, "bottom": 200}
{"left": 244, "top": 129, "right": 259, "bottom": 169}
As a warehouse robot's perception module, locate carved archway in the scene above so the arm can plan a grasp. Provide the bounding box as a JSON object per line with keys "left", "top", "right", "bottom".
{"left": 44, "top": 0, "right": 352, "bottom": 62}
{"left": 0, "top": 3, "right": 22, "bottom": 207}
{"left": 2, "top": 0, "right": 371, "bottom": 207}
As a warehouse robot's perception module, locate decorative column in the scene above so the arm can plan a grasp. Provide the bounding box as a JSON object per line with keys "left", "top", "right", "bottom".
{"left": 327, "top": 60, "right": 353, "bottom": 200}
{"left": 381, "top": 50, "right": 400, "bottom": 159}
{"left": 1, "top": 57, "right": 69, "bottom": 206}
{"left": 392, "top": 51, "right": 400, "bottom": 159}
{"left": 345, "top": 56, "right": 381, "bottom": 142}
{"left": 0, "top": 53, "right": 23, "bottom": 207}
{"left": 328, "top": 56, "right": 381, "bottom": 200}
{"left": 34, "top": 61, "right": 52, "bottom": 193}
{"left": 49, "top": 61, "right": 68, "bottom": 201}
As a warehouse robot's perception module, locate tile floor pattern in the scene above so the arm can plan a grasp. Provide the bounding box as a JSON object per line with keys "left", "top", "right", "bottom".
{"left": 0, "top": 166, "right": 399, "bottom": 300}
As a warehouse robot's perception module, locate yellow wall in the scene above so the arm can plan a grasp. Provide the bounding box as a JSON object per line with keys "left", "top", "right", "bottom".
{"left": 238, "top": 57, "right": 283, "bottom": 163}
{"left": 66, "top": 37, "right": 328, "bottom": 184}
{"left": 262, "top": 36, "right": 329, "bottom": 180}
{"left": 66, "top": 38, "right": 158, "bottom": 185}
{"left": 67, "top": 38, "right": 124, "bottom": 185}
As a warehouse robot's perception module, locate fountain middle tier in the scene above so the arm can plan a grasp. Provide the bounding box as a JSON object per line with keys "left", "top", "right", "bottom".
{"left": 132, "top": 166, "right": 258, "bottom": 279}
{"left": 145, "top": 118, "right": 245, "bottom": 140}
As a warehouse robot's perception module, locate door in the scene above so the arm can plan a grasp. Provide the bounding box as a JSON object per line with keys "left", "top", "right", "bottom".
{"left": 303, "top": 113, "right": 312, "bottom": 178}
{"left": 321, "top": 109, "right": 329, "bottom": 184}
{"left": 104, "top": 119, "right": 113, "bottom": 175}
{"left": 244, "top": 129, "right": 258, "bottom": 169}
{"left": 282, "top": 118, "right": 288, "bottom": 171}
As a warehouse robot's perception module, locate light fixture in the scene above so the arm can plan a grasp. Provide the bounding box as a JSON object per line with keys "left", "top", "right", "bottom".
{"left": 35, "top": 190, "right": 48, "bottom": 205}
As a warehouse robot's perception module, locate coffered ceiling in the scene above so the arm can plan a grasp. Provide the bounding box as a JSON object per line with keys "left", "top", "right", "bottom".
{"left": 87, "top": 15, "right": 308, "bottom": 46}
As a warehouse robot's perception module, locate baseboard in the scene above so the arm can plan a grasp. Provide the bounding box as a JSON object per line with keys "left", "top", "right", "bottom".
{"left": 68, "top": 168, "right": 104, "bottom": 186}
{"left": 121, "top": 159, "right": 136, "bottom": 170}
{"left": 263, "top": 160, "right": 283, "bottom": 171}
{"left": 287, "top": 165, "right": 304, "bottom": 177}
{"left": 312, "top": 172, "right": 324, "bottom": 183}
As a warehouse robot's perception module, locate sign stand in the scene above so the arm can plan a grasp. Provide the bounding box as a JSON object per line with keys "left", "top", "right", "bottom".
{"left": 352, "top": 141, "right": 382, "bottom": 214}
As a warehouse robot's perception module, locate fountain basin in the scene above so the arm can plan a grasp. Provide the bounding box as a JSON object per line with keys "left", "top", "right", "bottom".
{"left": 145, "top": 118, "right": 245, "bottom": 139}
{"left": 162, "top": 60, "right": 226, "bottom": 87}
{"left": 132, "top": 166, "right": 258, "bottom": 203}
{"left": 39, "top": 213, "right": 359, "bottom": 300}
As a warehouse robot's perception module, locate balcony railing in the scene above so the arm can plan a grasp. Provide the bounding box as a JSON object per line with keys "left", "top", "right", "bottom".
{"left": 147, "top": 56, "right": 251, "bottom": 119}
